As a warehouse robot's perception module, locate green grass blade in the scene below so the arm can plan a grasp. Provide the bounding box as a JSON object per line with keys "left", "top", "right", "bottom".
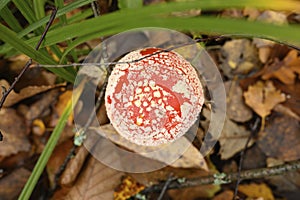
{"left": 18, "top": 0, "right": 95, "bottom": 37}
{"left": 25, "top": 13, "right": 300, "bottom": 49}
{"left": 0, "top": 23, "right": 76, "bottom": 82}
{"left": 12, "top": 0, "right": 36, "bottom": 24}
{"left": 18, "top": 83, "right": 84, "bottom": 200}
{"left": 0, "top": 5, "right": 23, "bottom": 32}
{"left": 0, "top": 0, "right": 11, "bottom": 11}
{"left": 21, "top": 0, "right": 300, "bottom": 48}
{"left": 0, "top": 23, "right": 54, "bottom": 63}
{"left": 118, "top": 0, "right": 143, "bottom": 9}
{"left": 0, "top": 0, "right": 95, "bottom": 55}
{"left": 33, "top": 0, "right": 46, "bottom": 20}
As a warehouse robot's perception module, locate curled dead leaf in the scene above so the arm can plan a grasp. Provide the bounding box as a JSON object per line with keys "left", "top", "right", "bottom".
{"left": 0, "top": 79, "right": 65, "bottom": 107}
{"left": 262, "top": 50, "right": 300, "bottom": 85}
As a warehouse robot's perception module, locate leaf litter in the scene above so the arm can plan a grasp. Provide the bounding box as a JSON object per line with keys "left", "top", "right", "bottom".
{"left": 0, "top": 7, "right": 300, "bottom": 200}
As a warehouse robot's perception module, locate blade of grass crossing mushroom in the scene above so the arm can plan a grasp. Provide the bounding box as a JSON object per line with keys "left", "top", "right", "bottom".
{"left": 18, "top": 82, "right": 84, "bottom": 200}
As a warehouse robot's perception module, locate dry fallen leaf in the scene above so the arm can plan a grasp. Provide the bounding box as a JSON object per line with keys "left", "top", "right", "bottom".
{"left": 225, "top": 81, "right": 252, "bottom": 122}
{"left": 212, "top": 190, "right": 234, "bottom": 200}
{"left": 114, "top": 175, "right": 145, "bottom": 200}
{"left": 220, "top": 39, "right": 260, "bottom": 78}
{"left": 62, "top": 156, "right": 125, "bottom": 200}
{"left": 25, "top": 88, "right": 61, "bottom": 120}
{"left": 60, "top": 145, "right": 89, "bottom": 187}
{"left": 0, "top": 108, "right": 31, "bottom": 160}
{"left": 262, "top": 50, "right": 300, "bottom": 84}
{"left": 257, "top": 113, "right": 300, "bottom": 162}
{"left": 47, "top": 139, "right": 74, "bottom": 188}
{"left": 55, "top": 90, "right": 73, "bottom": 125}
{"left": 0, "top": 168, "right": 31, "bottom": 200}
{"left": 0, "top": 79, "right": 64, "bottom": 107}
{"left": 238, "top": 183, "right": 275, "bottom": 200}
{"left": 93, "top": 124, "right": 208, "bottom": 170}
{"left": 219, "top": 117, "right": 253, "bottom": 160}
{"left": 243, "top": 81, "right": 286, "bottom": 128}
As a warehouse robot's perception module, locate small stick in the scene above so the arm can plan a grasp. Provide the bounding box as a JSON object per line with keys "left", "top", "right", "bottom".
{"left": 0, "top": 7, "right": 57, "bottom": 109}
{"left": 0, "top": 7, "right": 58, "bottom": 142}
{"left": 157, "top": 173, "right": 174, "bottom": 200}
{"left": 140, "top": 159, "right": 300, "bottom": 195}
{"left": 233, "top": 118, "right": 260, "bottom": 199}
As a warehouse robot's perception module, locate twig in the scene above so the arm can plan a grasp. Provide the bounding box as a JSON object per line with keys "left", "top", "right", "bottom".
{"left": 0, "top": 7, "right": 58, "bottom": 142}
{"left": 233, "top": 118, "right": 260, "bottom": 200}
{"left": 140, "top": 159, "right": 300, "bottom": 195}
{"left": 157, "top": 173, "right": 174, "bottom": 200}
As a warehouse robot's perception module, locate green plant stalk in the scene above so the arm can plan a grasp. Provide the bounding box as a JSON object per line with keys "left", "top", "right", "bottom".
{"left": 0, "top": 0, "right": 95, "bottom": 55}
{"left": 55, "top": 0, "right": 78, "bottom": 63}
{"left": 33, "top": 0, "right": 46, "bottom": 20}
{"left": 21, "top": 0, "right": 300, "bottom": 51}
{"left": 0, "top": 23, "right": 75, "bottom": 82}
{"left": 0, "top": 0, "right": 11, "bottom": 12}
{"left": 18, "top": 82, "right": 84, "bottom": 200}
{"left": 0, "top": 5, "right": 23, "bottom": 32}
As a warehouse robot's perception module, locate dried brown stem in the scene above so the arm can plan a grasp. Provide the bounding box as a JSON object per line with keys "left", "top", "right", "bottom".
{"left": 0, "top": 7, "right": 57, "bottom": 141}
{"left": 141, "top": 159, "right": 300, "bottom": 194}
{"left": 233, "top": 118, "right": 260, "bottom": 199}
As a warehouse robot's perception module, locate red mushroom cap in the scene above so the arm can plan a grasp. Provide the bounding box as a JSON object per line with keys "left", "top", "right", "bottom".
{"left": 105, "top": 47, "right": 204, "bottom": 146}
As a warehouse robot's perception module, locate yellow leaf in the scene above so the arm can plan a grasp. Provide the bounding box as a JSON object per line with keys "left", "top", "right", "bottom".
{"left": 238, "top": 183, "right": 274, "bottom": 200}
{"left": 114, "top": 175, "right": 145, "bottom": 200}
{"left": 244, "top": 81, "right": 286, "bottom": 129}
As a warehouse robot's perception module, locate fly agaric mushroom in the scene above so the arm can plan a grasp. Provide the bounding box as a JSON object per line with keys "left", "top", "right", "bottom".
{"left": 105, "top": 47, "right": 204, "bottom": 146}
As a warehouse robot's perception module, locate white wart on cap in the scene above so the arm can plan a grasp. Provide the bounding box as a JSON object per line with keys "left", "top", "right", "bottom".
{"left": 105, "top": 47, "right": 204, "bottom": 146}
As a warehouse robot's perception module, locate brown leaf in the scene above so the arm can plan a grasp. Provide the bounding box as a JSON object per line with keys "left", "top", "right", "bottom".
{"left": 262, "top": 50, "right": 300, "bottom": 84}
{"left": 25, "top": 88, "right": 61, "bottom": 120}
{"left": 220, "top": 39, "right": 260, "bottom": 78}
{"left": 60, "top": 145, "right": 89, "bottom": 187}
{"left": 238, "top": 183, "right": 275, "bottom": 200}
{"left": 212, "top": 190, "right": 234, "bottom": 200}
{"left": 225, "top": 81, "right": 252, "bottom": 122}
{"left": 0, "top": 108, "right": 31, "bottom": 159}
{"left": 257, "top": 113, "right": 300, "bottom": 162}
{"left": 0, "top": 79, "right": 64, "bottom": 107}
{"left": 93, "top": 124, "right": 208, "bottom": 170}
{"left": 47, "top": 139, "right": 74, "bottom": 188}
{"left": 62, "top": 156, "right": 124, "bottom": 200}
{"left": 0, "top": 168, "right": 31, "bottom": 200}
{"left": 273, "top": 81, "right": 300, "bottom": 116}
{"left": 243, "top": 81, "right": 286, "bottom": 119}
{"left": 219, "top": 118, "right": 253, "bottom": 160}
